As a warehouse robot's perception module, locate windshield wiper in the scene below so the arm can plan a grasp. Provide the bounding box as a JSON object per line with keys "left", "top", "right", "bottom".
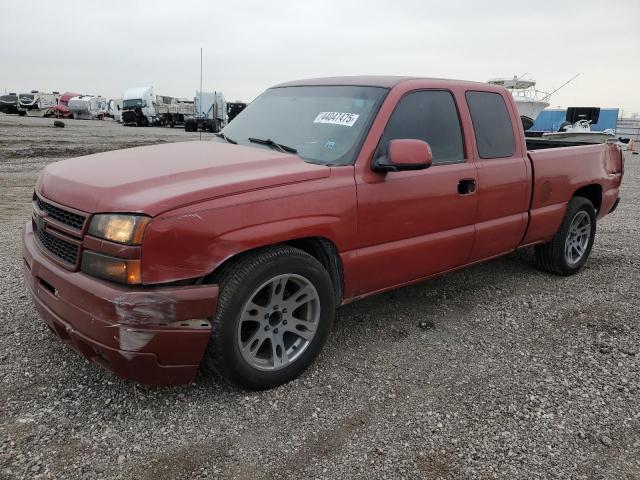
{"left": 214, "top": 132, "right": 237, "bottom": 144}
{"left": 248, "top": 137, "right": 297, "bottom": 154}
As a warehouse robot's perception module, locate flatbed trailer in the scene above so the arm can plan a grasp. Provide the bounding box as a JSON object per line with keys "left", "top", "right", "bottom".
{"left": 156, "top": 97, "right": 194, "bottom": 127}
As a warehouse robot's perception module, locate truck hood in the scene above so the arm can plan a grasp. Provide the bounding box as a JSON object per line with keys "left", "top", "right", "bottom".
{"left": 37, "top": 141, "right": 331, "bottom": 216}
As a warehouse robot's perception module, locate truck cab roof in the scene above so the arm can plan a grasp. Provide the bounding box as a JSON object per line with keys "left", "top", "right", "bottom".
{"left": 273, "top": 75, "right": 496, "bottom": 90}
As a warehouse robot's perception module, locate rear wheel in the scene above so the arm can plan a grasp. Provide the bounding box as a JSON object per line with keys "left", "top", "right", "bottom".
{"left": 534, "top": 196, "right": 596, "bottom": 275}
{"left": 204, "top": 246, "right": 335, "bottom": 390}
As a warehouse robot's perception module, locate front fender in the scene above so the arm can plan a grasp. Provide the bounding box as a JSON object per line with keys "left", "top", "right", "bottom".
{"left": 140, "top": 168, "right": 357, "bottom": 284}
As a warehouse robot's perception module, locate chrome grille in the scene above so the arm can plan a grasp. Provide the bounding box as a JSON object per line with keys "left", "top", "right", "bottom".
{"left": 34, "top": 194, "right": 86, "bottom": 230}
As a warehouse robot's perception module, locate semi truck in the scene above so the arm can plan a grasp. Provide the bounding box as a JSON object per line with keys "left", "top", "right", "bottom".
{"left": 227, "top": 101, "right": 247, "bottom": 123}
{"left": 121, "top": 86, "right": 156, "bottom": 126}
{"left": 122, "top": 87, "right": 195, "bottom": 127}
{"left": 184, "top": 91, "right": 226, "bottom": 132}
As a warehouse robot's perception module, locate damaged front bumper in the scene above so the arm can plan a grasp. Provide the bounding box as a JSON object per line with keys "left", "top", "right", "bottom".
{"left": 22, "top": 221, "right": 218, "bottom": 386}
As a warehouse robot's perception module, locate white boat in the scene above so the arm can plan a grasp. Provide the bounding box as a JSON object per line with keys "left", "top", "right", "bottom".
{"left": 542, "top": 107, "right": 616, "bottom": 144}
{"left": 488, "top": 77, "right": 550, "bottom": 128}
{"left": 543, "top": 120, "right": 615, "bottom": 143}
{"left": 490, "top": 74, "right": 581, "bottom": 130}
{"left": 68, "top": 95, "right": 109, "bottom": 120}
{"left": 17, "top": 91, "right": 59, "bottom": 117}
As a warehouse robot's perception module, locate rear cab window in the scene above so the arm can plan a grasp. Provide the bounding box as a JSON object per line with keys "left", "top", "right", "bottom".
{"left": 376, "top": 90, "right": 465, "bottom": 166}
{"left": 465, "top": 91, "right": 516, "bottom": 159}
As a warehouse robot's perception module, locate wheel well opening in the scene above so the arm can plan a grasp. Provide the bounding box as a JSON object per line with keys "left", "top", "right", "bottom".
{"left": 283, "top": 237, "right": 344, "bottom": 305}
{"left": 203, "top": 237, "right": 344, "bottom": 305}
{"left": 573, "top": 184, "right": 602, "bottom": 212}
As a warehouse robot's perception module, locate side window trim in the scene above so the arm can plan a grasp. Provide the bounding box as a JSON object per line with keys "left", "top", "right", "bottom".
{"left": 374, "top": 88, "right": 468, "bottom": 167}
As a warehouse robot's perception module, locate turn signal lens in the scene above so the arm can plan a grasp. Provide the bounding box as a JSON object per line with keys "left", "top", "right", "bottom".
{"left": 81, "top": 250, "right": 142, "bottom": 285}
{"left": 88, "top": 214, "right": 150, "bottom": 245}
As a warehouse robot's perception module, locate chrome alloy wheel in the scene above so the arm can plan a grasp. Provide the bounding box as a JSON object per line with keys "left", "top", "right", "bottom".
{"left": 237, "top": 274, "right": 320, "bottom": 371}
{"left": 564, "top": 210, "right": 591, "bottom": 266}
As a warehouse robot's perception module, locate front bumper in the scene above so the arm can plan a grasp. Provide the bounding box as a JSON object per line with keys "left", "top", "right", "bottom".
{"left": 22, "top": 221, "right": 218, "bottom": 386}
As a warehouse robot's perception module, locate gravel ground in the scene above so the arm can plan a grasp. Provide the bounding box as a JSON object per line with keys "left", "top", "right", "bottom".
{"left": 0, "top": 115, "right": 638, "bottom": 480}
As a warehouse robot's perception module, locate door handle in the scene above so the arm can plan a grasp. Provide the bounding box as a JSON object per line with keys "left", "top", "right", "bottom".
{"left": 458, "top": 178, "right": 476, "bottom": 195}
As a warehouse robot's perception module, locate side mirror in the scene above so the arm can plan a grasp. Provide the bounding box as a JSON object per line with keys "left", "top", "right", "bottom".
{"left": 372, "top": 139, "right": 433, "bottom": 172}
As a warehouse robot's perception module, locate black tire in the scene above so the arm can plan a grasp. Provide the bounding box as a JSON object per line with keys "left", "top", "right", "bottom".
{"left": 203, "top": 246, "right": 335, "bottom": 390}
{"left": 534, "top": 196, "right": 596, "bottom": 276}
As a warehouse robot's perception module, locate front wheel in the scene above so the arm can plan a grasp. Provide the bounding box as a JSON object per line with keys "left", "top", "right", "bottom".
{"left": 534, "top": 196, "right": 596, "bottom": 275}
{"left": 204, "top": 246, "right": 335, "bottom": 390}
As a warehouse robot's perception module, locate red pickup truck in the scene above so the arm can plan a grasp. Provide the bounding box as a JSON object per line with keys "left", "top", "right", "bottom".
{"left": 22, "top": 76, "right": 624, "bottom": 389}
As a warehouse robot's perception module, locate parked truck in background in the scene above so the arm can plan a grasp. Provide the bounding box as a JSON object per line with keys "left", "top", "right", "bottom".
{"left": 51, "top": 92, "right": 82, "bottom": 119}
{"left": 184, "top": 91, "right": 226, "bottom": 132}
{"left": 227, "top": 101, "right": 248, "bottom": 123}
{"left": 121, "top": 86, "right": 157, "bottom": 126}
{"left": 122, "top": 87, "right": 196, "bottom": 127}
{"left": 156, "top": 96, "right": 194, "bottom": 128}
{"left": 23, "top": 76, "right": 623, "bottom": 390}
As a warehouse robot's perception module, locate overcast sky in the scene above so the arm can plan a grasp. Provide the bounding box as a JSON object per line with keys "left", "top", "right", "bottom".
{"left": 1, "top": 0, "right": 639, "bottom": 114}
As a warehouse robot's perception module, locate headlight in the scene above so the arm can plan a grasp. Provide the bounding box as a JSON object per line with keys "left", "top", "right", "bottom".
{"left": 88, "top": 214, "right": 150, "bottom": 245}
{"left": 81, "top": 250, "right": 142, "bottom": 284}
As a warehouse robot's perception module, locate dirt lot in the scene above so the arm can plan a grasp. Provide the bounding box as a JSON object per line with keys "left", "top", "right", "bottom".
{"left": 1, "top": 115, "right": 638, "bottom": 480}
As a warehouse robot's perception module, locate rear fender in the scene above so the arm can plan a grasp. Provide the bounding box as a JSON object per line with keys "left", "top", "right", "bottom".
{"left": 523, "top": 144, "right": 619, "bottom": 245}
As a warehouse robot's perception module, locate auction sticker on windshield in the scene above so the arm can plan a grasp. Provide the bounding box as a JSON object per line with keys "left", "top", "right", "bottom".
{"left": 313, "top": 112, "right": 359, "bottom": 127}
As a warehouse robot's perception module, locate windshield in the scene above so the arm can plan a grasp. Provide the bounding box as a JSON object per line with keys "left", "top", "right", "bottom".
{"left": 123, "top": 98, "right": 144, "bottom": 108}
{"left": 221, "top": 85, "right": 387, "bottom": 165}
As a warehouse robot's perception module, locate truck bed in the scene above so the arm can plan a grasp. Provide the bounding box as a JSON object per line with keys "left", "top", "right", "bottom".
{"left": 525, "top": 137, "right": 607, "bottom": 150}
{"left": 520, "top": 142, "right": 623, "bottom": 246}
